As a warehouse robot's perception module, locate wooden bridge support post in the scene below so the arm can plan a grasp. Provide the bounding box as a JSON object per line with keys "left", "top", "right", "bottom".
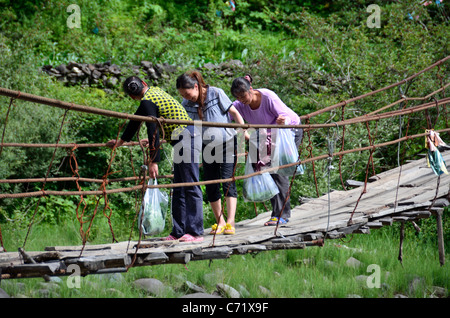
{"left": 436, "top": 210, "right": 445, "bottom": 267}
{"left": 398, "top": 221, "right": 405, "bottom": 265}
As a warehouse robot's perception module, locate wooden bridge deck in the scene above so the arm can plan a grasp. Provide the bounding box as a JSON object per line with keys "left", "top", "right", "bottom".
{"left": 1, "top": 150, "right": 449, "bottom": 279}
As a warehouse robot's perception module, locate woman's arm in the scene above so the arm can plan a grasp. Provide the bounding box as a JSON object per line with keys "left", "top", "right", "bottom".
{"left": 228, "top": 105, "right": 250, "bottom": 140}
{"left": 264, "top": 89, "right": 298, "bottom": 125}
{"left": 228, "top": 105, "right": 244, "bottom": 124}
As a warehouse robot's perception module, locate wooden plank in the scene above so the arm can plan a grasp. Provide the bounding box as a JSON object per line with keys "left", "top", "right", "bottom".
{"left": 233, "top": 244, "right": 267, "bottom": 254}
{"left": 337, "top": 223, "right": 366, "bottom": 234}
{"left": 345, "top": 180, "right": 366, "bottom": 188}
{"left": 354, "top": 226, "right": 370, "bottom": 234}
{"left": 132, "top": 240, "right": 180, "bottom": 250}
{"left": 64, "top": 254, "right": 131, "bottom": 273}
{"left": 2, "top": 262, "right": 63, "bottom": 278}
{"left": 191, "top": 247, "right": 233, "bottom": 261}
{"left": 302, "top": 232, "right": 324, "bottom": 241}
{"left": 0, "top": 252, "right": 24, "bottom": 266}
{"left": 398, "top": 211, "right": 431, "bottom": 219}
{"left": 429, "top": 207, "right": 445, "bottom": 216}
{"left": 0, "top": 251, "right": 63, "bottom": 266}
{"left": 393, "top": 216, "right": 412, "bottom": 222}
{"left": 367, "top": 202, "right": 432, "bottom": 219}
{"left": 377, "top": 217, "right": 393, "bottom": 226}
{"left": 168, "top": 253, "right": 191, "bottom": 264}
{"left": 265, "top": 241, "right": 306, "bottom": 250}
{"left": 141, "top": 252, "right": 169, "bottom": 264}
{"left": 433, "top": 198, "right": 449, "bottom": 207}
{"left": 45, "top": 244, "right": 112, "bottom": 252}
{"left": 369, "top": 152, "right": 448, "bottom": 183}
{"left": 366, "top": 221, "right": 383, "bottom": 229}
{"left": 325, "top": 230, "right": 346, "bottom": 239}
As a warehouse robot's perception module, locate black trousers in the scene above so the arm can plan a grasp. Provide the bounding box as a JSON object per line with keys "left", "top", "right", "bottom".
{"left": 202, "top": 136, "right": 238, "bottom": 202}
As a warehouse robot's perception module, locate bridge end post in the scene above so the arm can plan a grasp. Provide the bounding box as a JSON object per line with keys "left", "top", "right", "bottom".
{"left": 436, "top": 210, "right": 445, "bottom": 267}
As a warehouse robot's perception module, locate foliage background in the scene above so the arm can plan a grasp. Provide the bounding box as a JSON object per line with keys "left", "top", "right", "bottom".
{"left": 0, "top": 0, "right": 448, "bottom": 248}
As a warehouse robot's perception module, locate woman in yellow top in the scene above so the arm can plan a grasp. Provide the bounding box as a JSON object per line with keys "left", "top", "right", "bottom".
{"left": 107, "top": 76, "right": 204, "bottom": 242}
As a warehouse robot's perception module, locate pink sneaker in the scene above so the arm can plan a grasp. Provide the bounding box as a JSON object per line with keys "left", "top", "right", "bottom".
{"left": 179, "top": 234, "right": 204, "bottom": 242}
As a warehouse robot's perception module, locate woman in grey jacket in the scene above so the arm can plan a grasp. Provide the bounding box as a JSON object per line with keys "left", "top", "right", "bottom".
{"left": 176, "top": 71, "right": 246, "bottom": 235}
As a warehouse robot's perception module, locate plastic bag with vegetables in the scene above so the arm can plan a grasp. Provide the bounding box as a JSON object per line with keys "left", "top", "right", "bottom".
{"left": 243, "top": 156, "right": 279, "bottom": 202}
{"left": 138, "top": 178, "right": 169, "bottom": 235}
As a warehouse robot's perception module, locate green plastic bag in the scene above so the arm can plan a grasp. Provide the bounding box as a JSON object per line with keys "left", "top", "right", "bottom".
{"left": 427, "top": 149, "right": 448, "bottom": 176}
{"left": 138, "top": 179, "right": 169, "bottom": 235}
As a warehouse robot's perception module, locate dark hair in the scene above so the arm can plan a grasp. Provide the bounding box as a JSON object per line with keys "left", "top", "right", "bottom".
{"left": 123, "top": 76, "right": 144, "bottom": 96}
{"left": 176, "top": 71, "right": 208, "bottom": 119}
{"left": 230, "top": 76, "right": 251, "bottom": 98}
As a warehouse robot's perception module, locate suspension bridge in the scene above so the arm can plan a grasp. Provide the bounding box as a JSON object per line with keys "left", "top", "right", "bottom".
{"left": 0, "top": 56, "right": 449, "bottom": 279}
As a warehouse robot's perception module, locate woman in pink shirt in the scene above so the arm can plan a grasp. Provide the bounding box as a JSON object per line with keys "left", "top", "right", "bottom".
{"left": 230, "top": 76, "right": 303, "bottom": 226}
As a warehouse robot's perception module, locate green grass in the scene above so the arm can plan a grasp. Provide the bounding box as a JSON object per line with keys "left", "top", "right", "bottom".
{"left": 1, "top": 220, "right": 448, "bottom": 298}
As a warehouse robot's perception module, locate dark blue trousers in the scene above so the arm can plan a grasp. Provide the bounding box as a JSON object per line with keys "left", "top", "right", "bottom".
{"left": 170, "top": 125, "right": 204, "bottom": 238}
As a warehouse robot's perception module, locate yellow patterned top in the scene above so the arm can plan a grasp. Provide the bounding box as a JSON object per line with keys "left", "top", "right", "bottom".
{"left": 142, "top": 86, "right": 191, "bottom": 140}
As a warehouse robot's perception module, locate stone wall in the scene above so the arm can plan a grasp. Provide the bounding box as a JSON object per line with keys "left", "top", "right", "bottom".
{"left": 41, "top": 59, "right": 245, "bottom": 89}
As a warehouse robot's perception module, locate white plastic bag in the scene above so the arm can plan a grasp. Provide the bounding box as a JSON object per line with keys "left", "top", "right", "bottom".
{"left": 272, "top": 128, "right": 304, "bottom": 177}
{"left": 243, "top": 157, "right": 280, "bottom": 202}
{"left": 138, "top": 178, "right": 168, "bottom": 235}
